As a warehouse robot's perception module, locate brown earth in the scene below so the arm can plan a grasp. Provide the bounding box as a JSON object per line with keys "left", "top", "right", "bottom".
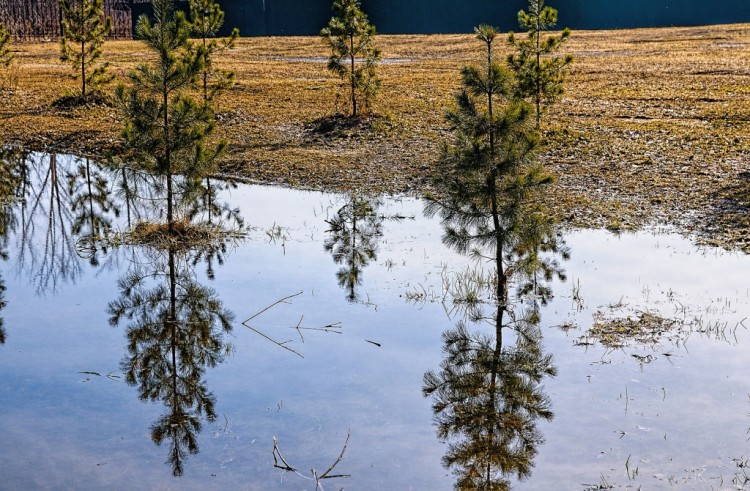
{"left": 1, "top": 24, "right": 750, "bottom": 250}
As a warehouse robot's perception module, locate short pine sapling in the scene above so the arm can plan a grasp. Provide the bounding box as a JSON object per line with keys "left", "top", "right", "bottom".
{"left": 321, "top": 0, "right": 381, "bottom": 117}
{"left": 507, "top": 0, "right": 572, "bottom": 129}
{"left": 59, "top": 0, "right": 113, "bottom": 100}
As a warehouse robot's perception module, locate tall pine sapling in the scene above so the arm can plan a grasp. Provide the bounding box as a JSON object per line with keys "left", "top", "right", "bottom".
{"left": 59, "top": 0, "right": 113, "bottom": 99}
{"left": 507, "top": 0, "right": 572, "bottom": 129}
{"left": 116, "top": 0, "right": 221, "bottom": 233}
{"left": 321, "top": 0, "right": 380, "bottom": 117}
{"left": 427, "top": 24, "right": 559, "bottom": 310}
{"left": 189, "top": 0, "right": 239, "bottom": 106}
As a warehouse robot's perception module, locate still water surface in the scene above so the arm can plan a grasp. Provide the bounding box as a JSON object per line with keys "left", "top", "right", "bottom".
{"left": 0, "top": 153, "right": 749, "bottom": 490}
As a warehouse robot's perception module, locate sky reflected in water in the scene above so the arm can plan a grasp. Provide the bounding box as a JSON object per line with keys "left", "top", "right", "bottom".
{"left": 1, "top": 153, "right": 749, "bottom": 489}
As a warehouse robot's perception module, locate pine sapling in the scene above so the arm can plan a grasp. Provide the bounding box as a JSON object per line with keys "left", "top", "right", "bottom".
{"left": 59, "top": 0, "right": 113, "bottom": 100}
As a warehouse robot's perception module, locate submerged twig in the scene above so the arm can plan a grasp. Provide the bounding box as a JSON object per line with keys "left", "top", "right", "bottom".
{"left": 243, "top": 291, "right": 303, "bottom": 323}
{"left": 317, "top": 430, "right": 351, "bottom": 481}
{"left": 290, "top": 321, "right": 343, "bottom": 334}
{"left": 242, "top": 291, "right": 341, "bottom": 358}
{"left": 272, "top": 430, "right": 352, "bottom": 489}
{"left": 243, "top": 323, "right": 303, "bottom": 358}
{"left": 272, "top": 436, "right": 300, "bottom": 473}
{"left": 242, "top": 291, "right": 306, "bottom": 358}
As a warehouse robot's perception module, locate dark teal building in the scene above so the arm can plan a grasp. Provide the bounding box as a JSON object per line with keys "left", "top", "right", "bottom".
{"left": 131, "top": 0, "right": 750, "bottom": 36}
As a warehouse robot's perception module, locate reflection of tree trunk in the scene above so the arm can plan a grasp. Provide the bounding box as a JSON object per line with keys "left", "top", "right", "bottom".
{"left": 167, "top": 174, "right": 174, "bottom": 231}
{"left": 486, "top": 302, "right": 503, "bottom": 485}
{"left": 168, "top": 246, "right": 178, "bottom": 417}
{"left": 84, "top": 159, "right": 97, "bottom": 239}
{"left": 49, "top": 155, "right": 66, "bottom": 270}
{"left": 51, "top": 154, "right": 65, "bottom": 230}
{"left": 349, "top": 212, "right": 357, "bottom": 299}
{"left": 121, "top": 167, "right": 132, "bottom": 227}
{"left": 206, "top": 177, "right": 212, "bottom": 223}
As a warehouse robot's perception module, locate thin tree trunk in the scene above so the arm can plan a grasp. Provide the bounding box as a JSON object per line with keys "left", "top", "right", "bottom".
{"left": 349, "top": 32, "right": 356, "bottom": 117}
{"left": 202, "top": 21, "right": 208, "bottom": 104}
{"left": 164, "top": 86, "right": 173, "bottom": 232}
{"left": 535, "top": 18, "right": 541, "bottom": 129}
{"left": 80, "top": 0, "right": 86, "bottom": 97}
{"left": 121, "top": 167, "right": 132, "bottom": 227}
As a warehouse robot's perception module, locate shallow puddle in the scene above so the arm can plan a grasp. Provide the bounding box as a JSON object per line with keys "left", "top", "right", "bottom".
{"left": 1, "top": 152, "right": 749, "bottom": 489}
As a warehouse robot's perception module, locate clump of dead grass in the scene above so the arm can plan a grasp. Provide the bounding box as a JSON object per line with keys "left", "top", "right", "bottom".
{"left": 111, "top": 220, "right": 245, "bottom": 250}
{"left": 588, "top": 311, "right": 679, "bottom": 348}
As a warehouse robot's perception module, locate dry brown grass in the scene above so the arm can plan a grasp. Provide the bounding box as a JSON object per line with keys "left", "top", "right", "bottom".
{"left": 112, "top": 219, "right": 243, "bottom": 249}
{"left": 2, "top": 24, "right": 750, "bottom": 250}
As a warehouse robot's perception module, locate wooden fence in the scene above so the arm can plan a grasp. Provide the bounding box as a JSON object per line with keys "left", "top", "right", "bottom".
{"left": 0, "top": 0, "right": 133, "bottom": 40}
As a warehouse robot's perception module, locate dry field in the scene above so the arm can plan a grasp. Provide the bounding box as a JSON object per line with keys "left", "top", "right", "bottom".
{"left": 1, "top": 24, "right": 750, "bottom": 250}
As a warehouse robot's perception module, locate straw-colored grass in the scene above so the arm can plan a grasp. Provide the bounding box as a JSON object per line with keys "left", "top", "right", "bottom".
{"left": 101, "top": 220, "right": 244, "bottom": 250}
{"left": 2, "top": 24, "right": 750, "bottom": 250}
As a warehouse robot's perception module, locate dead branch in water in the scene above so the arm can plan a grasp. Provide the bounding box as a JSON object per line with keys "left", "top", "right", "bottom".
{"left": 242, "top": 291, "right": 341, "bottom": 358}
{"left": 272, "top": 430, "right": 352, "bottom": 490}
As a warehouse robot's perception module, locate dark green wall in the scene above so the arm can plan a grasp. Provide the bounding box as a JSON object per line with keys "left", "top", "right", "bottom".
{"left": 131, "top": 1, "right": 750, "bottom": 37}
{"left": 361, "top": 0, "right": 525, "bottom": 34}
{"left": 558, "top": 0, "right": 750, "bottom": 30}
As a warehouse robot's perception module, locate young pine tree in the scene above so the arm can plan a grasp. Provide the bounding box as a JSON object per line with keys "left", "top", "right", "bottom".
{"left": 59, "top": 0, "right": 113, "bottom": 99}
{"left": 426, "top": 25, "right": 558, "bottom": 309}
{"left": 116, "top": 0, "right": 221, "bottom": 233}
{"left": 321, "top": 0, "right": 381, "bottom": 117}
{"left": 0, "top": 22, "right": 13, "bottom": 68}
{"left": 507, "top": 0, "right": 572, "bottom": 129}
{"left": 188, "top": 0, "right": 239, "bottom": 106}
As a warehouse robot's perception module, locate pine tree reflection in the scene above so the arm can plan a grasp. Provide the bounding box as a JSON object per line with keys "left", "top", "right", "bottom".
{"left": 12, "top": 153, "right": 123, "bottom": 291}
{"left": 324, "top": 194, "right": 383, "bottom": 302}
{"left": 183, "top": 178, "right": 244, "bottom": 280}
{"left": 0, "top": 146, "right": 25, "bottom": 344}
{"left": 424, "top": 301, "right": 556, "bottom": 489}
{"left": 108, "top": 242, "right": 233, "bottom": 476}
{"left": 108, "top": 162, "right": 161, "bottom": 229}
{"left": 185, "top": 176, "right": 244, "bottom": 227}
{"left": 15, "top": 152, "right": 81, "bottom": 291}
{"left": 423, "top": 148, "right": 565, "bottom": 488}
{"left": 67, "top": 157, "right": 120, "bottom": 265}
